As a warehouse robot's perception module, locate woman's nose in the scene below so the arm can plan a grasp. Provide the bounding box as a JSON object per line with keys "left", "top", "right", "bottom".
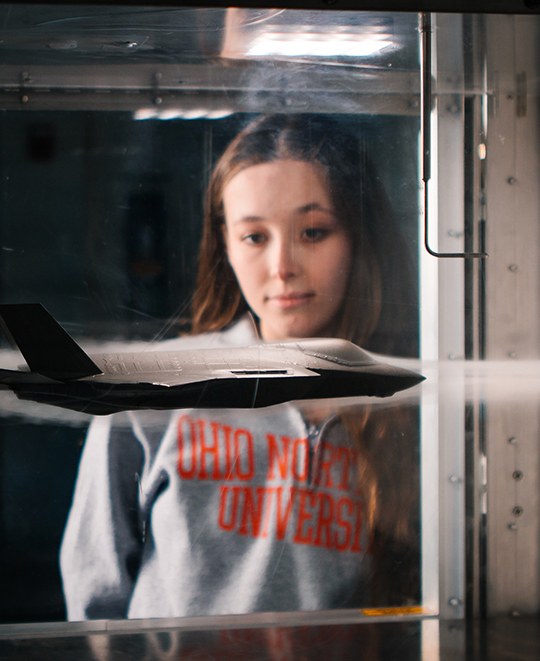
{"left": 270, "top": 239, "right": 300, "bottom": 281}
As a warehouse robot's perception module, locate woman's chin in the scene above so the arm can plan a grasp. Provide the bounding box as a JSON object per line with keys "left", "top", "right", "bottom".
{"left": 260, "top": 317, "right": 331, "bottom": 341}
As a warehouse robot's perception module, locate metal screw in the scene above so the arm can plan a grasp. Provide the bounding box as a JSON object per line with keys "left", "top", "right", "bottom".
{"left": 508, "top": 351, "right": 517, "bottom": 358}
{"left": 448, "top": 597, "right": 461, "bottom": 607}
{"left": 447, "top": 104, "right": 459, "bottom": 113}
{"left": 21, "top": 95, "right": 29, "bottom": 104}
{"left": 512, "top": 470, "right": 523, "bottom": 481}
{"left": 510, "top": 609, "right": 521, "bottom": 617}
{"left": 508, "top": 177, "right": 517, "bottom": 185}
{"left": 508, "top": 437, "right": 518, "bottom": 445}
{"left": 153, "top": 96, "right": 162, "bottom": 106}
{"left": 512, "top": 506, "right": 524, "bottom": 517}
{"left": 508, "top": 264, "right": 518, "bottom": 272}
{"left": 508, "top": 522, "right": 518, "bottom": 531}
{"left": 449, "top": 475, "right": 462, "bottom": 484}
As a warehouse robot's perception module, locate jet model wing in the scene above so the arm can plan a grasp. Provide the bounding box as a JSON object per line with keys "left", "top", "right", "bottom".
{"left": 0, "top": 304, "right": 424, "bottom": 415}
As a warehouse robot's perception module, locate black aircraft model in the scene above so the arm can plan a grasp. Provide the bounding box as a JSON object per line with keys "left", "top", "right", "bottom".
{"left": 0, "top": 304, "right": 424, "bottom": 415}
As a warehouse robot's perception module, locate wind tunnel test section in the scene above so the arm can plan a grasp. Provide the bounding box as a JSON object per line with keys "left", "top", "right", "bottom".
{"left": 0, "top": 4, "right": 539, "bottom": 652}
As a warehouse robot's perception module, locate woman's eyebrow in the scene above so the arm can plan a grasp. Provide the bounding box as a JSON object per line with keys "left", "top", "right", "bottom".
{"left": 233, "top": 215, "right": 264, "bottom": 225}
{"left": 297, "top": 202, "right": 333, "bottom": 214}
{"left": 233, "top": 203, "right": 332, "bottom": 224}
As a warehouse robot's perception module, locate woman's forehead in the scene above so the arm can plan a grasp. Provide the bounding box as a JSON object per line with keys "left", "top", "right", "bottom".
{"left": 222, "top": 159, "right": 333, "bottom": 221}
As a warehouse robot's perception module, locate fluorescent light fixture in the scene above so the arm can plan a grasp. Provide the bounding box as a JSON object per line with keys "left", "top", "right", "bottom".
{"left": 133, "top": 109, "right": 234, "bottom": 121}
{"left": 134, "top": 109, "right": 159, "bottom": 120}
{"left": 158, "top": 110, "right": 183, "bottom": 120}
{"left": 181, "top": 109, "right": 210, "bottom": 120}
{"left": 247, "top": 33, "right": 392, "bottom": 58}
{"left": 206, "top": 109, "right": 235, "bottom": 119}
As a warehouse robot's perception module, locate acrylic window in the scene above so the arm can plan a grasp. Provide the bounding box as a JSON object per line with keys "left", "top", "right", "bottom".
{"left": 0, "top": 3, "right": 537, "bottom": 642}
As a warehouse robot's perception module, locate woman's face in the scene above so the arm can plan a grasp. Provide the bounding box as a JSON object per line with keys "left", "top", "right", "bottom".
{"left": 223, "top": 159, "right": 353, "bottom": 340}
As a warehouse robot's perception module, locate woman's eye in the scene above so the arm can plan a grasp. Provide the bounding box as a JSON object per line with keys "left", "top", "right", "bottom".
{"left": 242, "top": 232, "right": 267, "bottom": 246}
{"left": 302, "top": 227, "right": 329, "bottom": 242}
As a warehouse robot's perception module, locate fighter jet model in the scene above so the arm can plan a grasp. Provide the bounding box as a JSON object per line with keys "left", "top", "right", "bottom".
{"left": 0, "top": 304, "right": 424, "bottom": 415}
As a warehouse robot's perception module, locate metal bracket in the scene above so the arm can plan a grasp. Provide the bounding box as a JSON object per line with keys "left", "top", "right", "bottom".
{"left": 420, "top": 13, "right": 488, "bottom": 259}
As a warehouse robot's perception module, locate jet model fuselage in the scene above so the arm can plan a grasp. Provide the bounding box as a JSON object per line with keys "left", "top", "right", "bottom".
{"left": 0, "top": 304, "right": 424, "bottom": 415}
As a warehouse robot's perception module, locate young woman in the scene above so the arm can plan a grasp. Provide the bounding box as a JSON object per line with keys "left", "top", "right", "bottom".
{"left": 60, "top": 115, "right": 419, "bottom": 621}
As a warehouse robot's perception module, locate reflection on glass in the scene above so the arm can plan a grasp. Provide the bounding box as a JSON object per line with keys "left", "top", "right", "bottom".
{"left": 58, "top": 114, "right": 420, "bottom": 620}
{"left": 0, "top": 4, "right": 421, "bottom": 625}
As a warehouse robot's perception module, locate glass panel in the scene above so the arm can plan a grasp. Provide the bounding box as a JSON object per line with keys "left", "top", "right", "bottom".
{"left": 0, "top": 3, "right": 424, "bottom": 628}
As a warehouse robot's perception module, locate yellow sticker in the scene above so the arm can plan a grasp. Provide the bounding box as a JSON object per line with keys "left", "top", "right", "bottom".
{"left": 361, "top": 606, "right": 425, "bottom": 617}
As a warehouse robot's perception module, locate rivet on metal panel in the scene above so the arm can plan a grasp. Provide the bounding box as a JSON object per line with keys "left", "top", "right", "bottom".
{"left": 512, "top": 470, "right": 524, "bottom": 481}
{"left": 507, "top": 176, "right": 517, "bottom": 185}
{"left": 508, "top": 351, "right": 517, "bottom": 359}
{"left": 508, "top": 264, "right": 518, "bottom": 272}
{"left": 448, "top": 475, "right": 462, "bottom": 484}
{"left": 508, "top": 522, "right": 518, "bottom": 531}
{"left": 512, "top": 506, "right": 524, "bottom": 517}
{"left": 448, "top": 597, "right": 461, "bottom": 607}
{"left": 21, "top": 95, "right": 29, "bottom": 104}
{"left": 508, "top": 437, "right": 518, "bottom": 445}
{"left": 510, "top": 609, "right": 521, "bottom": 617}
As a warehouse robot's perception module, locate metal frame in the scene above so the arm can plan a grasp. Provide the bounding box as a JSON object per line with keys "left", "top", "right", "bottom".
{"left": 0, "top": 64, "right": 420, "bottom": 114}
{"left": 482, "top": 13, "right": 540, "bottom": 617}
{"left": 3, "top": 0, "right": 540, "bottom": 15}
{"left": 0, "top": 609, "right": 435, "bottom": 641}
{"left": 2, "top": 0, "right": 540, "bottom": 636}
{"left": 420, "top": 13, "right": 487, "bottom": 259}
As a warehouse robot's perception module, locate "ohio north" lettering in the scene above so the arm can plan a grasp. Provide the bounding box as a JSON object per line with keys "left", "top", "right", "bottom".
{"left": 177, "top": 414, "right": 360, "bottom": 489}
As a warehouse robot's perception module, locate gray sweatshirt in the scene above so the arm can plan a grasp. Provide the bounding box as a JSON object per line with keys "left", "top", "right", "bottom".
{"left": 60, "top": 320, "right": 371, "bottom": 620}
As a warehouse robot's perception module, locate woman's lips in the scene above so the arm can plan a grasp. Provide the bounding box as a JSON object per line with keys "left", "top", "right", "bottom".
{"left": 267, "top": 293, "right": 315, "bottom": 309}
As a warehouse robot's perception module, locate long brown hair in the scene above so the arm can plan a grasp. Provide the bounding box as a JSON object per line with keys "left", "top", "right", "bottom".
{"left": 192, "top": 114, "right": 385, "bottom": 345}
{"left": 192, "top": 114, "right": 419, "bottom": 605}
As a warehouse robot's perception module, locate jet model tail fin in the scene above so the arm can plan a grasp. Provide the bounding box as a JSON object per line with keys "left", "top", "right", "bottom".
{"left": 0, "top": 304, "right": 102, "bottom": 381}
